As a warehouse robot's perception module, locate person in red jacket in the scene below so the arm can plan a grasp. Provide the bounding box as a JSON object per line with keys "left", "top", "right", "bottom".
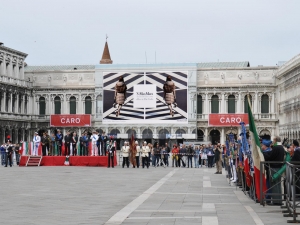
{"left": 172, "top": 144, "right": 179, "bottom": 167}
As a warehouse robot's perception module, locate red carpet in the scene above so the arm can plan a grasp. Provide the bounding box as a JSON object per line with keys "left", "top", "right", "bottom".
{"left": 19, "top": 156, "right": 117, "bottom": 167}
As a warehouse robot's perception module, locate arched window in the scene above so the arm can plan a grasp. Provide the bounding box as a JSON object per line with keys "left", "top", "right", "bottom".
{"left": 197, "top": 95, "right": 202, "bottom": 114}
{"left": 39, "top": 97, "right": 46, "bottom": 115}
{"left": 142, "top": 129, "right": 153, "bottom": 139}
{"left": 70, "top": 96, "right": 76, "bottom": 114}
{"left": 261, "top": 94, "right": 269, "bottom": 113}
{"left": 12, "top": 94, "right": 16, "bottom": 113}
{"left": 85, "top": 96, "right": 92, "bottom": 114}
{"left": 228, "top": 95, "right": 235, "bottom": 113}
{"left": 211, "top": 95, "right": 219, "bottom": 113}
{"left": 244, "top": 95, "right": 252, "bottom": 113}
{"left": 54, "top": 96, "right": 61, "bottom": 114}
{"left": 127, "top": 129, "right": 137, "bottom": 139}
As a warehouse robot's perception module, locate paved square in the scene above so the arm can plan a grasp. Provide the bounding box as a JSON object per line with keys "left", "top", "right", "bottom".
{"left": 0, "top": 164, "right": 290, "bottom": 225}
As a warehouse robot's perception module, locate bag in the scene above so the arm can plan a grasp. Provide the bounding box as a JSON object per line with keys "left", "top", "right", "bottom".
{"left": 163, "top": 83, "right": 174, "bottom": 93}
{"left": 116, "top": 84, "right": 126, "bottom": 93}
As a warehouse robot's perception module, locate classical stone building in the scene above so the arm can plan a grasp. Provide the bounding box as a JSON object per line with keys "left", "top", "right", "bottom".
{"left": 1, "top": 41, "right": 300, "bottom": 146}
{"left": 0, "top": 43, "right": 32, "bottom": 144}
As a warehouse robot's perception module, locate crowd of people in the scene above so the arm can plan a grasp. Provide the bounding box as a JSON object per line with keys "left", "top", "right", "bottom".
{"left": 31, "top": 129, "right": 110, "bottom": 156}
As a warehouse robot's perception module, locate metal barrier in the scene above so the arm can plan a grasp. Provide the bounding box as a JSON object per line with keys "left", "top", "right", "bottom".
{"left": 259, "top": 161, "right": 286, "bottom": 206}
{"left": 259, "top": 161, "right": 300, "bottom": 223}
{"left": 285, "top": 162, "right": 300, "bottom": 223}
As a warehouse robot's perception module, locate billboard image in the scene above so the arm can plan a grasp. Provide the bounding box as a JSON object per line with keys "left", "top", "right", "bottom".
{"left": 102, "top": 72, "right": 188, "bottom": 124}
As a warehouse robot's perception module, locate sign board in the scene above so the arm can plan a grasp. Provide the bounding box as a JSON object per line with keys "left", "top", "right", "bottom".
{"left": 102, "top": 71, "right": 188, "bottom": 124}
{"left": 208, "top": 114, "right": 249, "bottom": 127}
{"left": 50, "top": 114, "right": 91, "bottom": 127}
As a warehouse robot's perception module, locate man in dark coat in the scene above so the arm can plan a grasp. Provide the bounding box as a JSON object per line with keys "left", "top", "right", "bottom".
{"left": 263, "top": 136, "right": 285, "bottom": 205}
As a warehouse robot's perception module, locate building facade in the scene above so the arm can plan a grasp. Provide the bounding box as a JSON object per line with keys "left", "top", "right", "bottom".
{"left": 1, "top": 42, "right": 300, "bottom": 146}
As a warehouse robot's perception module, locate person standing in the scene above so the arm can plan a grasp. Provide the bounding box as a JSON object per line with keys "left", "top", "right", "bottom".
{"left": 102, "top": 132, "right": 108, "bottom": 156}
{"left": 121, "top": 141, "right": 129, "bottom": 168}
{"left": 141, "top": 141, "right": 150, "bottom": 169}
{"left": 135, "top": 141, "right": 141, "bottom": 168}
{"left": 194, "top": 146, "right": 200, "bottom": 168}
{"left": 107, "top": 140, "right": 115, "bottom": 168}
{"left": 32, "top": 132, "right": 40, "bottom": 156}
{"left": 180, "top": 144, "right": 187, "bottom": 167}
{"left": 207, "top": 145, "right": 214, "bottom": 168}
{"left": 263, "top": 136, "right": 285, "bottom": 205}
{"left": 0, "top": 143, "right": 6, "bottom": 166}
{"left": 214, "top": 143, "right": 222, "bottom": 174}
{"left": 153, "top": 142, "right": 160, "bottom": 166}
{"left": 90, "top": 131, "right": 98, "bottom": 156}
{"left": 164, "top": 143, "right": 170, "bottom": 166}
{"left": 56, "top": 130, "right": 63, "bottom": 156}
{"left": 79, "top": 133, "right": 85, "bottom": 156}
{"left": 41, "top": 132, "right": 48, "bottom": 156}
{"left": 64, "top": 131, "right": 71, "bottom": 156}
{"left": 171, "top": 144, "right": 178, "bottom": 167}
{"left": 5, "top": 141, "right": 13, "bottom": 167}
{"left": 50, "top": 133, "right": 56, "bottom": 156}
{"left": 71, "top": 132, "right": 78, "bottom": 156}
{"left": 187, "top": 144, "right": 194, "bottom": 168}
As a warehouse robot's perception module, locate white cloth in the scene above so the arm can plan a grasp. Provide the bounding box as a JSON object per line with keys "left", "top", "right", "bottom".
{"left": 135, "top": 146, "right": 141, "bottom": 156}
{"left": 121, "top": 146, "right": 129, "bottom": 157}
{"left": 32, "top": 136, "right": 40, "bottom": 156}
{"left": 141, "top": 146, "right": 150, "bottom": 157}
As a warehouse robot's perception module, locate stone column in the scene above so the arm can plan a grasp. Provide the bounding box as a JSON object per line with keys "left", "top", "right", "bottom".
{"left": 9, "top": 92, "right": 13, "bottom": 113}
{"left": 221, "top": 93, "right": 225, "bottom": 113}
{"left": 0, "top": 60, "right": 5, "bottom": 75}
{"left": 205, "top": 128, "right": 208, "bottom": 142}
{"left": 48, "top": 94, "right": 51, "bottom": 115}
{"left": 237, "top": 93, "right": 241, "bottom": 113}
{"left": 1, "top": 91, "right": 5, "bottom": 112}
{"left": 221, "top": 128, "right": 225, "bottom": 145}
{"left": 15, "top": 94, "right": 19, "bottom": 114}
{"left": 254, "top": 93, "right": 258, "bottom": 114}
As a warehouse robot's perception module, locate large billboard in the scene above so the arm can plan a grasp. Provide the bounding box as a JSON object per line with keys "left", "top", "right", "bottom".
{"left": 102, "top": 72, "right": 188, "bottom": 124}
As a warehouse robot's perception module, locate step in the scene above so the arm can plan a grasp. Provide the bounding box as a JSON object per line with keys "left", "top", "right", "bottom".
{"left": 27, "top": 163, "right": 40, "bottom": 166}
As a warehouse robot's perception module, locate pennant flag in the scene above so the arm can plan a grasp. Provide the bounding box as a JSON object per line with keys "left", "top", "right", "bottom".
{"left": 247, "top": 95, "right": 267, "bottom": 200}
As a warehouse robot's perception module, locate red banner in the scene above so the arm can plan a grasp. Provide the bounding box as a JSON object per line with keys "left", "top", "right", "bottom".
{"left": 50, "top": 115, "right": 91, "bottom": 127}
{"left": 208, "top": 114, "right": 249, "bottom": 126}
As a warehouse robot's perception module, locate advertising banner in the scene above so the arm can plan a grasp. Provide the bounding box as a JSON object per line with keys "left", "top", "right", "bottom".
{"left": 102, "top": 72, "right": 188, "bottom": 124}
{"left": 50, "top": 114, "right": 91, "bottom": 127}
{"left": 208, "top": 114, "right": 249, "bottom": 126}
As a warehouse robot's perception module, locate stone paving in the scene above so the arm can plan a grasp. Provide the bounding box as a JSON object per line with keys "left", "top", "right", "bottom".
{"left": 0, "top": 163, "right": 290, "bottom": 225}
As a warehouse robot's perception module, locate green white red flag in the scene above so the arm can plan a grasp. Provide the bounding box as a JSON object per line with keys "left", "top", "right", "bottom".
{"left": 247, "top": 95, "right": 267, "bottom": 201}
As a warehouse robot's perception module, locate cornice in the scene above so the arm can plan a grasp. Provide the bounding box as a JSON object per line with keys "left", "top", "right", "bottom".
{"left": 197, "top": 67, "right": 278, "bottom": 72}
{"left": 0, "top": 46, "right": 28, "bottom": 57}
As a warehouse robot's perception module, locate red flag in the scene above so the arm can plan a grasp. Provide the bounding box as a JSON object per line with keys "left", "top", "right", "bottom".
{"left": 244, "top": 157, "right": 252, "bottom": 187}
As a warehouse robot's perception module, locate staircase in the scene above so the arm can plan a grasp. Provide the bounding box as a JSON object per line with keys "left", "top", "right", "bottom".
{"left": 26, "top": 156, "right": 42, "bottom": 166}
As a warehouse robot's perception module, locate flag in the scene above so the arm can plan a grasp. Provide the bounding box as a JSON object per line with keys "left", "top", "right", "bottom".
{"left": 247, "top": 95, "right": 267, "bottom": 200}
{"left": 129, "top": 133, "right": 136, "bottom": 166}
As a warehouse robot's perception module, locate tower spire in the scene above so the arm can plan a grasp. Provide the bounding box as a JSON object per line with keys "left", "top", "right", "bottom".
{"left": 100, "top": 36, "right": 113, "bottom": 64}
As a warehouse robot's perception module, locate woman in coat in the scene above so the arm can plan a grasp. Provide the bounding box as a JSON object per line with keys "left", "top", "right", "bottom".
{"left": 114, "top": 76, "right": 127, "bottom": 117}
{"left": 163, "top": 75, "right": 176, "bottom": 117}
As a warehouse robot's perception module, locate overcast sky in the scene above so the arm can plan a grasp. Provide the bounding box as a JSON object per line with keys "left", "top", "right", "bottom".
{"left": 1, "top": 0, "right": 300, "bottom": 66}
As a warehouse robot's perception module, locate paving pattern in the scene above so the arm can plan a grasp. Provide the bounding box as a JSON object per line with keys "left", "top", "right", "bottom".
{"left": 0, "top": 164, "right": 289, "bottom": 225}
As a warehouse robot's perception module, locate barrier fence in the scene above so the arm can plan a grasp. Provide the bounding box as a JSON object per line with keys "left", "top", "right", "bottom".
{"left": 257, "top": 161, "right": 300, "bottom": 223}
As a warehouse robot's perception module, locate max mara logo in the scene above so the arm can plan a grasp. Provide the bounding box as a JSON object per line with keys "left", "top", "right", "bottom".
{"left": 136, "top": 92, "right": 153, "bottom": 95}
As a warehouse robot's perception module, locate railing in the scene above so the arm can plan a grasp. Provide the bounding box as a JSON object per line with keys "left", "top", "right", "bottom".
{"left": 0, "top": 112, "right": 32, "bottom": 120}
{"left": 259, "top": 161, "right": 300, "bottom": 223}
{"left": 0, "top": 75, "right": 32, "bottom": 87}
{"left": 285, "top": 162, "right": 300, "bottom": 223}
{"left": 259, "top": 161, "right": 286, "bottom": 206}
{"left": 197, "top": 114, "right": 203, "bottom": 119}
